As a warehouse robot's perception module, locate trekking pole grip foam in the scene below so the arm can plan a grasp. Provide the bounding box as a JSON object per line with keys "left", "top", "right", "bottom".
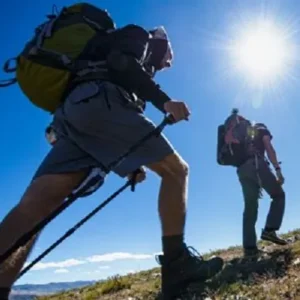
{"left": 130, "top": 168, "right": 142, "bottom": 192}
{"left": 165, "top": 114, "right": 176, "bottom": 125}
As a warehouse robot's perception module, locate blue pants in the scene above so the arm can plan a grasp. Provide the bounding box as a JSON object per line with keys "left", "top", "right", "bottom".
{"left": 237, "top": 157, "right": 285, "bottom": 249}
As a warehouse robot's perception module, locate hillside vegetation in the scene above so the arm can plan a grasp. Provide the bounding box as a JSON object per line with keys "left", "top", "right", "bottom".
{"left": 38, "top": 229, "right": 300, "bottom": 300}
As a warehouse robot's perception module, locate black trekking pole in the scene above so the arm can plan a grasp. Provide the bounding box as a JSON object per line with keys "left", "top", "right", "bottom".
{"left": 17, "top": 175, "right": 139, "bottom": 279}
{"left": 0, "top": 115, "right": 173, "bottom": 265}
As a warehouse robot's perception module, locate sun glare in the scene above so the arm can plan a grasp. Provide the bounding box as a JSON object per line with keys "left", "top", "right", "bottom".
{"left": 206, "top": 7, "right": 300, "bottom": 108}
{"left": 230, "top": 21, "right": 293, "bottom": 85}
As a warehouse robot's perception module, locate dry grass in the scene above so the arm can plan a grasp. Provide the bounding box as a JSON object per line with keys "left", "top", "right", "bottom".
{"left": 38, "top": 229, "right": 300, "bottom": 300}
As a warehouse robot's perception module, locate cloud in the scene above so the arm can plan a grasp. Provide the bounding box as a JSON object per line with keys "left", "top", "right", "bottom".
{"left": 86, "top": 252, "right": 153, "bottom": 263}
{"left": 98, "top": 266, "right": 110, "bottom": 270}
{"left": 25, "top": 252, "right": 155, "bottom": 272}
{"left": 54, "top": 268, "right": 69, "bottom": 274}
{"left": 27, "top": 259, "right": 86, "bottom": 271}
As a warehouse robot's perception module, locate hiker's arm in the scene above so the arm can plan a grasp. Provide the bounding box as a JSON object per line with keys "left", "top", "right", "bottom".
{"left": 108, "top": 53, "right": 171, "bottom": 112}
{"left": 263, "top": 135, "right": 281, "bottom": 170}
{"left": 107, "top": 25, "right": 171, "bottom": 112}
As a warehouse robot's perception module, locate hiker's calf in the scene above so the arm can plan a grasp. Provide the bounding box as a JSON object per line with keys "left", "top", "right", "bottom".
{"left": 148, "top": 153, "right": 189, "bottom": 236}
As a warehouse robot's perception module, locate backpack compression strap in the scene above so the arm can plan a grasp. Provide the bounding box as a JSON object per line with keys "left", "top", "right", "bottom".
{"left": 0, "top": 57, "right": 18, "bottom": 87}
{"left": 0, "top": 7, "right": 111, "bottom": 88}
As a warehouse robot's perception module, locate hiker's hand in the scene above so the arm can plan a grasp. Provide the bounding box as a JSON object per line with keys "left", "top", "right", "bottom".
{"left": 163, "top": 100, "right": 190, "bottom": 123}
{"left": 128, "top": 167, "right": 146, "bottom": 184}
{"left": 276, "top": 169, "right": 285, "bottom": 185}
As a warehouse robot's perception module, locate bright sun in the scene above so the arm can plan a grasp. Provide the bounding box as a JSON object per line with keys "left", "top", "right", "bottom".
{"left": 231, "top": 21, "right": 292, "bottom": 85}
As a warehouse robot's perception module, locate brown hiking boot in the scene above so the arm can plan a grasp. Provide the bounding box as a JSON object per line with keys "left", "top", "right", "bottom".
{"left": 156, "top": 246, "right": 224, "bottom": 300}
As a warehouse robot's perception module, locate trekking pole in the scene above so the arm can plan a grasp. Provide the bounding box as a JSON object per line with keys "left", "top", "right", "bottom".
{"left": 17, "top": 176, "right": 138, "bottom": 279}
{"left": 0, "top": 115, "right": 173, "bottom": 265}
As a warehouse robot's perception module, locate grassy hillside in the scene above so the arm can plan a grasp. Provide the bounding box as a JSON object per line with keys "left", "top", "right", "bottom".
{"left": 38, "top": 229, "right": 300, "bottom": 300}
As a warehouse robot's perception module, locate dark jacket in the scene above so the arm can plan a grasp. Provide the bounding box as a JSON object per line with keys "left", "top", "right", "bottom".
{"left": 103, "top": 24, "right": 171, "bottom": 113}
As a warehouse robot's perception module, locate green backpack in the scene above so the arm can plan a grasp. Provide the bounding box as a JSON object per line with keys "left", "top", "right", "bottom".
{"left": 0, "top": 3, "right": 116, "bottom": 113}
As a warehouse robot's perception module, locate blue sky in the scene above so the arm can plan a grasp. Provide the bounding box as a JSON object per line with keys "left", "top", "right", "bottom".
{"left": 2, "top": 0, "right": 300, "bottom": 285}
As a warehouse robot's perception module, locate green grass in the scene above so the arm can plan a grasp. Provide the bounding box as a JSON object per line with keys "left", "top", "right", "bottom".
{"left": 38, "top": 228, "right": 300, "bottom": 300}
{"left": 99, "top": 275, "right": 132, "bottom": 294}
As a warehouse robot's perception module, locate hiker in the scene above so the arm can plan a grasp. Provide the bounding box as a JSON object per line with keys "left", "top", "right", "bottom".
{"left": 0, "top": 3, "right": 223, "bottom": 300}
{"left": 217, "top": 109, "right": 287, "bottom": 258}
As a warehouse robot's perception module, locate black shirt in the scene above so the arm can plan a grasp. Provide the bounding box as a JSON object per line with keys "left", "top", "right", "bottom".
{"left": 104, "top": 24, "right": 171, "bottom": 113}
{"left": 249, "top": 123, "right": 273, "bottom": 157}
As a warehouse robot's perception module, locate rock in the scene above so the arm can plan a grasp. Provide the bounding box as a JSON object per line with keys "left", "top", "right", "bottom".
{"left": 287, "top": 237, "right": 295, "bottom": 243}
{"left": 261, "top": 245, "right": 273, "bottom": 253}
{"left": 277, "top": 255, "right": 285, "bottom": 263}
{"left": 286, "top": 234, "right": 300, "bottom": 244}
{"left": 293, "top": 258, "right": 300, "bottom": 266}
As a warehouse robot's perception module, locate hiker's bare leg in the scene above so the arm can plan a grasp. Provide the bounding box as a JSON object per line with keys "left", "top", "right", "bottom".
{"left": 148, "top": 152, "right": 223, "bottom": 299}
{"left": 148, "top": 152, "right": 188, "bottom": 236}
{"left": 0, "top": 235, "right": 38, "bottom": 288}
{"left": 147, "top": 152, "right": 188, "bottom": 257}
{"left": 0, "top": 171, "right": 88, "bottom": 287}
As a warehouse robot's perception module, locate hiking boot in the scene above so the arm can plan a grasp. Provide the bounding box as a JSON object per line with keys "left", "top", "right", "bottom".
{"left": 156, "top": 246, "right": 224, "bottom": 300}
{"left": 243, "top": 247, "right": 262, "bottom": 260}
{"left": 261, "top": 230, "right": 288, "bottom": 245}
{"left": 0, "top": 288, "right": 10, "bottom": 300}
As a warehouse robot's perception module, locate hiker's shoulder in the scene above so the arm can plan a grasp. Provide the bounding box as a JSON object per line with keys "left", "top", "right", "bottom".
{"left": 255, "top": 123, "right": 269, "bottom": 130}
{"left": 255, "top": 123, "right": 272, "bottom": 138}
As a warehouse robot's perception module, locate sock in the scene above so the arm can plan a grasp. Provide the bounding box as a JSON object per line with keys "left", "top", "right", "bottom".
{"left": 0, "top": 287, "right": 11, "bottom": 300}
{"left": 162, "top": 234, "right": 185, "bottom": 259}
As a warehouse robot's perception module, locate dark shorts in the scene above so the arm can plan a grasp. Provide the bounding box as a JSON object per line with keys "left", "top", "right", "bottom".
{"left": 34, "top": 81, "right": 174, "bottom": 180}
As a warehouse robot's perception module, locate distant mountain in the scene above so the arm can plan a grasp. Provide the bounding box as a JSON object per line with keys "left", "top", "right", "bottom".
{"left": 10, "top": 281, "right": 96, "bottom": 300}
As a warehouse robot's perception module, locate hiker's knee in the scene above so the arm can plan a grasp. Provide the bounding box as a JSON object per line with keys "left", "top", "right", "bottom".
{"left": 18, "top": 171, "right": 88, "bottom": 217}
{"left": 271, "top": 189, "right": 285, "bottom": 202}
{"left": 148, "top": 153, "right": 189, "bottom": 182}
{"left": 244, "top": 207, "right": 258, "bottom": 220}
{"left": 243, "top": 201, "right": 258, "bottom": 219}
